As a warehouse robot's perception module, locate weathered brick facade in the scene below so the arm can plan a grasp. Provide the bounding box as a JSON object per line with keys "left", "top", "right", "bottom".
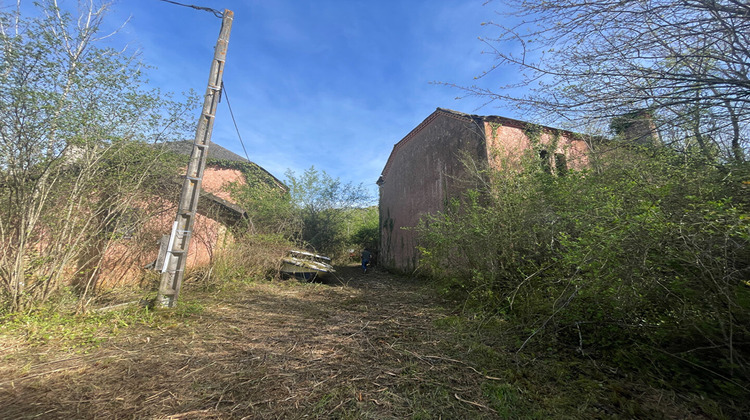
{"left": 377, "top": 108, "right": 590, "bottom": 272}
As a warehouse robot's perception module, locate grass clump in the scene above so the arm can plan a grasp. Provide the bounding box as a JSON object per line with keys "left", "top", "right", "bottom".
{"left": 0, "top": 305, "right": 150, "bottom": 351}
{"left": 0, "top": 288, "right": 207, "bottom": 353}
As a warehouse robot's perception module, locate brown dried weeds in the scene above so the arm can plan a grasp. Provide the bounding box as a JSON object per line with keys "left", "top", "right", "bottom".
{"left": 0, "top": 266, "right": 496, "bottom": 419}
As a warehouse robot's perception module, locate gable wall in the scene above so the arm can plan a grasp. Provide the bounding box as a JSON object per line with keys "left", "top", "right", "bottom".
{"left": 379, "top": 111, "right": 487, "bottom": 272}
{"left": 200, "top": 167, "right": 246, "bottom": 201}
{"left": 378, "top": 110, "right": 593, "bottom": 273}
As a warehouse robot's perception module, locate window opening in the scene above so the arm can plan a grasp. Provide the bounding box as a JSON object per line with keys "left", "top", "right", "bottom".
{"left": 539, "top": 150, "right": 551, "bottom": 174}
{"left": 555, "top": 153, "right": 568, "bottom": 176}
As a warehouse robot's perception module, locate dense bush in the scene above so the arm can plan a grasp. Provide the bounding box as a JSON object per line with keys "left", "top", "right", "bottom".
{"left": 229, "top": 166, "right": 377, "bottom": 262}
{"left": 345, "top": 206, "right": 379, "bottom": 257}
{"left": 417, "top": 146, "right": 750, "bottom": 394}
{"left": 284, "top": 166, "right": 372, "bottom": 258}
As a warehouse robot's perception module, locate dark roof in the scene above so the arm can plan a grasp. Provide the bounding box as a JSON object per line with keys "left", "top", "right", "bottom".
{"left": 163, "top": 140, "right": 250, "bottom": 162}
{"left": 163, "top": 140, "right": 287, "bottom": 191}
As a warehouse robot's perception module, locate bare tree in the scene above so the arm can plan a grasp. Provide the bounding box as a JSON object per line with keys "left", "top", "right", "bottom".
{"left": 0, "top": 1, "right": 194, "bottom": 311}
{"left": 461, "top": 0, "right": 749, "bottom": 162}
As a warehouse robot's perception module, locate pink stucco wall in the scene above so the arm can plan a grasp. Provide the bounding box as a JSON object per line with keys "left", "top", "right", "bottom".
{"left": 483, "top": 119, "right": 590, "bottom": 172}
{"left": 95, "top": 167, "right": 245, "bottom": 287}
{"left": 200, "top": 167, "right": 246, "bottom": 201}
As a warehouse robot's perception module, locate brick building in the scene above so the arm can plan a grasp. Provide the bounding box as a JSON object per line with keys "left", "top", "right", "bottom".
{"left": 377, "top": 108, "right": 590, "bottom": 272}
{"left": 95, "top": 140, "right": 283, "bottom": 287}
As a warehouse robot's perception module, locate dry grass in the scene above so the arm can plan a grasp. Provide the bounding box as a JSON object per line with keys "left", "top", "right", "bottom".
{"left": 0, "top": 266, "right": 500, "bottom": 419}
{"left": 0, "top": 265, "right": 728, "bottom": 419}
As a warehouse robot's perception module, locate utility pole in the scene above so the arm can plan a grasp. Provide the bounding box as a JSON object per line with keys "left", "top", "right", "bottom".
{"left": 158, "top": 9, "right": 234, "bottom": 308}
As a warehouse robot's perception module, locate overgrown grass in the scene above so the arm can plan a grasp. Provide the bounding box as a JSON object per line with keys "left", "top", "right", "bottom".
{"left": 428, "top": 312, "right": 743, "bottom": 419}
{"left": 1, "top": 262, "right": 741, "bottom": 418}
{"left": 0, "top": 294, "right": 209, "bottom": 353}
{"left": 1, "top": 232, "right": 290, "bottom": 355}
{"left": 208, "top": 233, "right": 291, "bottom": 283}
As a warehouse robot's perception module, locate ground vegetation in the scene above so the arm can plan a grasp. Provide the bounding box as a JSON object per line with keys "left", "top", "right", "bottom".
{"left": 416, "top": 145, "right": 750, "bottom": 415}
{"left": 0, "top": 265, "right": 733, "bottom": 418}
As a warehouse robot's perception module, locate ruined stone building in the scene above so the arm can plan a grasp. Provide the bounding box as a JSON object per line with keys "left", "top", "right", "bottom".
{"left": 377, "top": 108, "right": 591, "bottom": 272}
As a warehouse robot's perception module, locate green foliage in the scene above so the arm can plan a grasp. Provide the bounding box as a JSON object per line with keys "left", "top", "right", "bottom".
{"left": 417, "top": 148, "right": 750, "bottom": 399}
{"left": 0, "top": 299, "right": 155, "bottom": 350}
{"left": 523, "top": 123, "right": 544, "bottom": 144}
{"left": 227, "top": 168, "right": 296, "bottom": 238}
{"left": 228, "top": 164, "right": 375, "bottom": 260}
{"left": 285, "top": 166, "right": 372, "bottom": 257}
{"left": 0, "top": 290, "right": 210, "bottom": 353}
{"left": 346, "top": 206, "right": 379, "bottom": 251}
{"left": 208, "top": 158, "right": 284, "bottom": 191}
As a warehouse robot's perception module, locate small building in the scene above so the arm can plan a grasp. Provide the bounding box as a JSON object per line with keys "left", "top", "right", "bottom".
{"left": 94, "top": 140, "right": 283, "bottom": 288}
{"left": 377, "top": 108, "right": 590, "bottom": 272}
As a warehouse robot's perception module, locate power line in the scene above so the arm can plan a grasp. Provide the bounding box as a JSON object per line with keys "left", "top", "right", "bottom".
{"left": 221, "top": 81, "right": 252, "bottom": 163}
{"left": 157, "top": 0, "right": 223, "bottom": 18}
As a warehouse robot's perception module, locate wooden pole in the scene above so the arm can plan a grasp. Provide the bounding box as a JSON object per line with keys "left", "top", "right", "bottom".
{"left": 157, "top": 9, "right": 234, "bottom": 308}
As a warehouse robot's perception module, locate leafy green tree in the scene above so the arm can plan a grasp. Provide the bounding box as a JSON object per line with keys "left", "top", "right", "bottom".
{"left": 346, "top": 206, "right": 379, "bottom": 252}
{"left": 0, "top": 1, "right": 195, "bottom": 311}
{"left": 227, "top": 166, "right": 298, "bottom": 238}
{"left": 285, "top": 166, "right": 372, "bottom": 257}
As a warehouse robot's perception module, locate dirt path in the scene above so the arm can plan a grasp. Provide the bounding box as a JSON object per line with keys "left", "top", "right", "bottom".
{"left": 0, "top": 266, "right": 499, "bottom": 419}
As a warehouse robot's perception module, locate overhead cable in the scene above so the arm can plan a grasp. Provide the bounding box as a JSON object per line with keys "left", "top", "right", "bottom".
{"left": 221, "top": 81, "right": 252, "bottom": 163}
{"left": 157, "top": 0, "right": 223, "bottom": 18}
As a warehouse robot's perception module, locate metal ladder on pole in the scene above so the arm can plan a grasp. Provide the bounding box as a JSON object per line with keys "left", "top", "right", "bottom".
{"left": 158, "top": 9, "right": 234, "bottom": 308}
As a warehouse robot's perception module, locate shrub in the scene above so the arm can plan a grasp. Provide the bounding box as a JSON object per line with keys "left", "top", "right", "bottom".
{"left": 417, "top": 147, "right": 750, "bottom": 393}
{"left": 210, "top": 234, "right": 292, "bottom": 284}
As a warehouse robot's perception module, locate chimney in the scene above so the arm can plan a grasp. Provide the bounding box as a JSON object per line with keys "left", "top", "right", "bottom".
{"left": 611, "top": 110, "right": 661, "bottom": 146}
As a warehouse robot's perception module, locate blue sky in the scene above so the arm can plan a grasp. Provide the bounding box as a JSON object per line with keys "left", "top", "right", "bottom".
{"left": 104, "top": 0, "right": 516, "bottom": 199}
